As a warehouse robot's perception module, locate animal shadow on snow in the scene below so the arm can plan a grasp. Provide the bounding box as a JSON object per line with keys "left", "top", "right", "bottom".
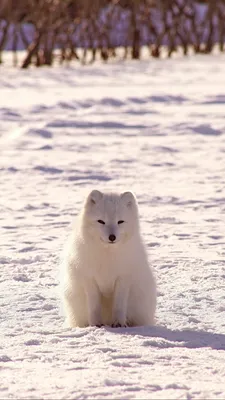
{"left": 105, "top": 325, "right": 225, "bottom": 351}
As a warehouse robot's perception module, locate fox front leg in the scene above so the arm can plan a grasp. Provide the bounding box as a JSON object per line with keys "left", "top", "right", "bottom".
{"left": 112, "top": 278, "right": 129, "bottom": 328}
{"left": 85, "top": 280, "right": 102, "bottom": 327}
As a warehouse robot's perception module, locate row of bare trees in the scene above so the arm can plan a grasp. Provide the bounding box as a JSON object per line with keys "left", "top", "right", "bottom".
{"left": 0, "top": 0, "right": 224, "bottom": 68}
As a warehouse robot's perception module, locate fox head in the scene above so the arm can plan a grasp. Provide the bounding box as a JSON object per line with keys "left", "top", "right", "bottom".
{"left": 82, "top": 190, "right": 140, "bottom": 245}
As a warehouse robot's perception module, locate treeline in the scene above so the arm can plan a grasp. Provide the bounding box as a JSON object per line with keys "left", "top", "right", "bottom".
{"left": 0, "top": 0, "right": 224, "bottom": 68}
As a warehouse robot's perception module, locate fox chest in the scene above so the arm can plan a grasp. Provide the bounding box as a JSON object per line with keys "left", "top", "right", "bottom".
{"left": 92, "top": 259, "right": 118, "bottom": 297}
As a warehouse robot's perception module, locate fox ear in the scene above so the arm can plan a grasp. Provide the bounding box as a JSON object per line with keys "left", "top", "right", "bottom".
{"left": 121, "top": 191, "right": 136, "bottom": 208}
{"left": 87, "top": 189, "right": 103, "bottom": 206}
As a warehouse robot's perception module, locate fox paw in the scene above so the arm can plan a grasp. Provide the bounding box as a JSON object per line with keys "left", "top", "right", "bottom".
{"left": 111, "top": 322, "right": 127, "bottom": 328}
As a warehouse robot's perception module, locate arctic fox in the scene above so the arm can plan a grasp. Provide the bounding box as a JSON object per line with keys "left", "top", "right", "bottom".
{"left": 61, "top": 190, "right": 156, "bottom": 328}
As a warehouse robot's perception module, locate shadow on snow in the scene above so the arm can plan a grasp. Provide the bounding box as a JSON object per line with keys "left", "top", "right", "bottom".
{"left": 105, "top": 325, "right": 225, "bottom": 351}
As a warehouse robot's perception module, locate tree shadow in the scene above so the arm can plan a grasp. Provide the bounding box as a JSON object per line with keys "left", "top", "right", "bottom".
{"left": 105, "top": 325, "right": 225, "bottom": 350}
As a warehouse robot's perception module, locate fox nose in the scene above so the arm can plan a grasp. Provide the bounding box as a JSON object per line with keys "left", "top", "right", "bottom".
{"left": 109, "top": 234, "right": 116, "bottom": 242}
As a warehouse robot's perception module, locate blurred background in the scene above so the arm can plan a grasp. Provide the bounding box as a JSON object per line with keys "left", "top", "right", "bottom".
{"left": 0, "top": 0, "right": 224, "bottom": 68}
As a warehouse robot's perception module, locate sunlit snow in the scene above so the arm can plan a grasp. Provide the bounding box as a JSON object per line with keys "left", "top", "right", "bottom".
{"left": 1, "top": 52, "right": 225, "bottom": 399}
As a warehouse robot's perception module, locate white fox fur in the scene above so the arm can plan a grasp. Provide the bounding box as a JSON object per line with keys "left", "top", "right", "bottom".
{"left": 61, "top": 190, "right": 156, "bottom": 328}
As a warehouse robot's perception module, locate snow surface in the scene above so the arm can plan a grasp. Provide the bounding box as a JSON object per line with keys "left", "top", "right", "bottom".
{"left": 1, "top": 53, "right": 225, "bottom": 399}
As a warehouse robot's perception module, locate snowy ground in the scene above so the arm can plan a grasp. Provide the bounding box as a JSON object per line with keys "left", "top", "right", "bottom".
{"left": 1, "top": 53, "right": 225, "bottom": 399}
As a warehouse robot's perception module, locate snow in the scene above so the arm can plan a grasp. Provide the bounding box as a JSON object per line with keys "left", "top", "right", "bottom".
{"left": 1, "top": 52, "right": 225, "bottom": 399}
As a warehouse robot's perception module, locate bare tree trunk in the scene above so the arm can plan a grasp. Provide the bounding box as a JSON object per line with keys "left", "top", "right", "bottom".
{"left": 131, "top": 5, "right": 140, "bottom": 60}
{"left": 82, "top": 48, "right": 88, "bottom": 65}
{"left": 203, "top": 0, "right": 216, "bottom": 53}
{"left": 167, "top": 28, "right": 177, "bottom": 57}
{"left": 12, "top": 24, "right": 19, "bottom": 67}
{"left": 43, "top": 31, "right": 55, "bottom": 66}
{"left": 205, "top": 18, "right": 214, "bottom": 53}
{"left": 132, "top": 28, "right": 140, "bottom": 59}
{"left": 123, "top": 46, "right": 129, "bottom": 60}
{"left": 21, "top": 32, "right": 43, "bottom": 69}
{"left": 0, "top": 20, "right": 10, "bottom": 64}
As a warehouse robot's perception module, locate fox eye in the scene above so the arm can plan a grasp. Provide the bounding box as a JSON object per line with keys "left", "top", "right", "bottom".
{"left": 97, "top": 219, "right": 105, "bottom": 225}
{"left": 118, "top": 220, "right": 124, "bottom": 224}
